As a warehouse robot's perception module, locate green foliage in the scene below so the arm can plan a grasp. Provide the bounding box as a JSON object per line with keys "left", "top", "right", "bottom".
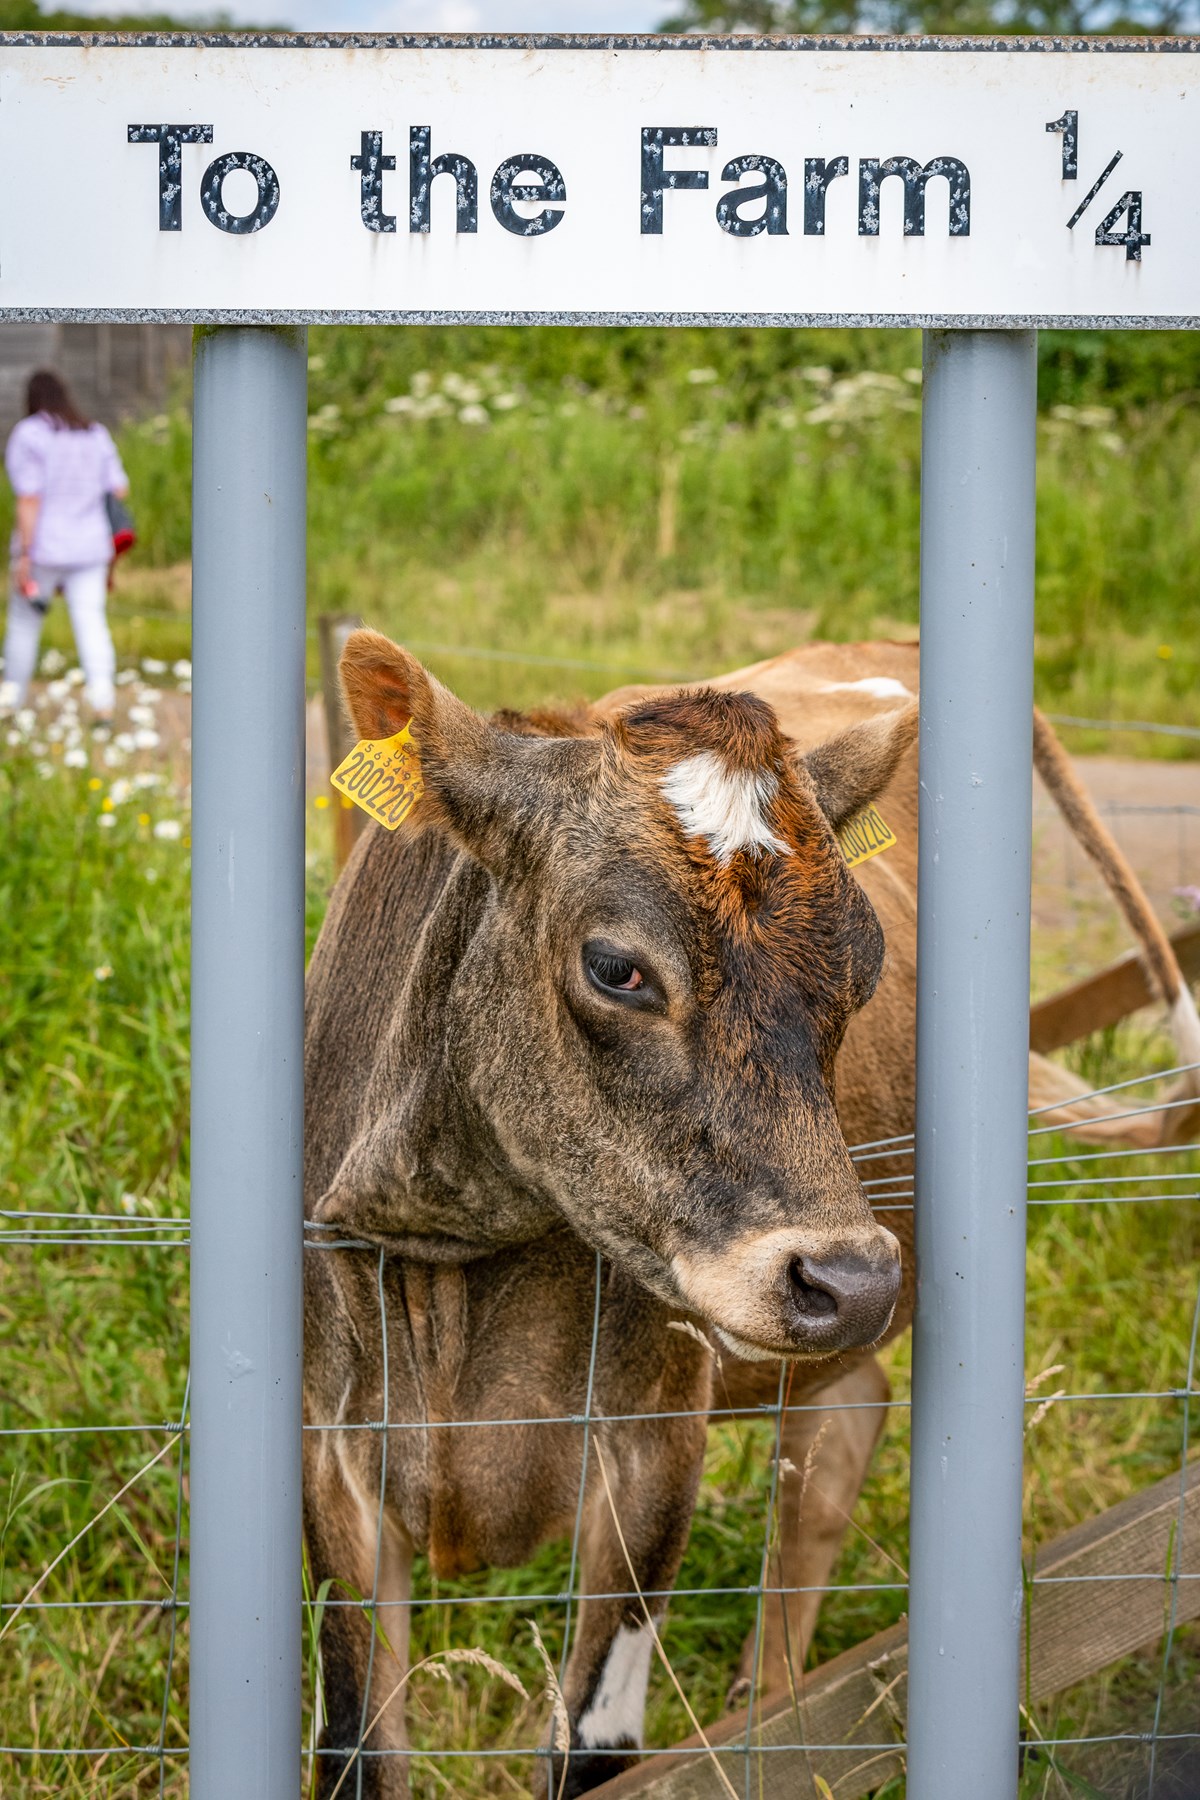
{"left": 659, "top": 0, "right": 1200, "bottom": 36}
{"left": 293, "top": 326, "right": 1199, "bottom": 747}
{"left": 0, "top": 668, "right": 1196, "bottom": 1794}
{"left": 0, "top": 0, "right": 271, "bottom": 32}
{"left": 1, "top": 301, "right": 1198, "bottom": 1789}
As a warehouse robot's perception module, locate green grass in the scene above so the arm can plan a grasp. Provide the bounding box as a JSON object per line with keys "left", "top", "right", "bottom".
{"left": 1, "top": 320, "right": 1198, "bottom": 1793}
{"left": 11, "top": 324, "right": 1200, "bottom": 749}
{"left": 0, "top": 651, "right": 1196, "bottom": 1797}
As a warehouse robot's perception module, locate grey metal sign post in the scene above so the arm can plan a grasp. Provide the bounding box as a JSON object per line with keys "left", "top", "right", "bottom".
{"left": 191, "top": 324, "right": 307, "bottom": 1800}
{"left": 910, "top": 328, "right": 1038, "bottom": 1797}
{"left": 1, "top": 33, "right": 1196, "bottom": 1800}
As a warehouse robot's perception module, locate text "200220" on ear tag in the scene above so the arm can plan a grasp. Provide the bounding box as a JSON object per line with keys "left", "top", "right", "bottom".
{"left": 836, "top": 802, "right": 897, "bottom": 869}
{"left": 330, "top": 725, "right": 425, "bottom": 831}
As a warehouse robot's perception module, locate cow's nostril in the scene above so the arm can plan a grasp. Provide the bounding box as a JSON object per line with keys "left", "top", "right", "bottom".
{"left": 788, "top": 1259, "right": 838, "bottom": 1318}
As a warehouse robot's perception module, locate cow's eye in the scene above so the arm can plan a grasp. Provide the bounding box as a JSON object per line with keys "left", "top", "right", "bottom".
{"left": 585, "top": 945, "right": 645, "bottom": 996}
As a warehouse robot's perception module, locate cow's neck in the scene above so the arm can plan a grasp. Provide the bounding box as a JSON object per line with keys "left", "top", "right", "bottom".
{"left": 309, "top": 842, "right": 559, "bottom": 1261}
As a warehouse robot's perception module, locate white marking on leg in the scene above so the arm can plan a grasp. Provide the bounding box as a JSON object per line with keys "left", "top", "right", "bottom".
{"left": 822, "top": 677, "right": 911, "bottom": 700}
{"left": 576, "top": 1623, "right": 655, "bottom": 1749}
{"left": 661, "top": 752, "right": 787, "bottom": 865}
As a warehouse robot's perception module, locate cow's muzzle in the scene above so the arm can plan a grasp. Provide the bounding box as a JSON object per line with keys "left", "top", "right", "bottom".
{"left": 670, "top": 1224, "right": 901, "bottom": 1362}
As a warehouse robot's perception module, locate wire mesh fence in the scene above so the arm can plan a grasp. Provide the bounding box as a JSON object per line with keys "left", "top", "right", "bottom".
{"left": 1, "top": 658, "right": 1197, "bottom": 1799}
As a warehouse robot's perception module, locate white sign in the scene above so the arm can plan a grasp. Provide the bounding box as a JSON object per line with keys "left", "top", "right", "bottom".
{"left": 1, "top": 35, "right": 1197, "bottom": 327}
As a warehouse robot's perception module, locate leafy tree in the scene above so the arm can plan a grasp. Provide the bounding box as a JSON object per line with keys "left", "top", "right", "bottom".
{"left": 659, "top": 0, "right": 1199, "bottom": 34}
{"left": 0, "top": 1, "right": 271, "bottom": 30}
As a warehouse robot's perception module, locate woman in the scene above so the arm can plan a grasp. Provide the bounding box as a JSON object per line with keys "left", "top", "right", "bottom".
{"left": 2, "top": 369, "right": 129, "bottom": 723}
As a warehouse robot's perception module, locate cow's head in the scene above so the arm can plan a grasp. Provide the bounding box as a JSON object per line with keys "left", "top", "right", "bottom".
{"left": 335, "top": 631, "right": 912, "bottom": 1362}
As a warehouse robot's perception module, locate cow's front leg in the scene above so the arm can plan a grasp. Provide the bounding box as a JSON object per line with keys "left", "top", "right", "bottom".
{"left": 305, "top": 1447, "right": 414, "bottom": 1800}
{"left": 542, "top": 1413, "right": 706, "bottom": 1800}
{"left": 733, "top": 1354, "right": 891, "bottom": 1700}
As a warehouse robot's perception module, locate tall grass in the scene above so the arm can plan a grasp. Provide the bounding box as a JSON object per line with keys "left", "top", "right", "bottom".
{"left": 14, "top": 324, "right": 1198, "bottom": 746}
{"left": 1, "top": 655, "right": 1196, "bottom": 1797}
{"left": 1, "top": 322, "right": 1197, "bottom": 1794}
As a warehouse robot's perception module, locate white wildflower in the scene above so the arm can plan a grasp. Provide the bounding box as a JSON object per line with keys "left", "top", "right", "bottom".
{"left": 411, "top": 370, "right": 433, "bottom": 398}
{"left": 115, "top": 669, "right": 139, "bottom": 687}
{"left": 145, "top": 867, "right": 159, "bottom": 882}
{"left": 172, "top": 659, "right": 192, "bottom": 680}
{"left": 153, "top": 818, "right": 183, "bottom": 841}
{"left": 132, "top": 771, "right": 162, "bottom": 791}
{"left": 491, "top": 392, "right": 520, "bottom": 411}
{"left": 46, "top": 678, "right": 69, "bottom": 701}
{"left": 109, "top": 778, "right": 133, "bottom": 805}
{"left": 384, "top": 395, "right": 415, "bottom": 415}
{"left": 458, "top": 403, "right": 489, "bottom": 427}
{"left": 102, "top": 745, "right": 127, "bottom": 768}
{"left": 120, "top": 1192, "right": 138, "bottom": 1214}
{"left": 114, "top": 732, "right": 136, "bottom": 753}
{"left": 128, "top": 703, "right": 157, "bottom": 727}
{"left": 6, "top": 731, "right": 20, "bottom": 747}
{"left": 141, "top": 658, "right": 168, "bottom": 676}
{"left": 686, "top": 367, "right": 718, "bottom": 384}
{"left": 93, "top": 964, "right": 113, "bottom": 981}
{"left": 40, "top": 648, "right": 67, "bottom": 675}
{"left": 63, "top": 747, "right": 88, "bottom": 769}
{"left": 133, "top": 728, "right": 161, "bottom": 751}
{"left": 178, "top": 680, "right": 192, "bottom": 694}
{"left": 97, "top": 811, "right": 116, "bottom": 827}
{"left": 36, "top": 761, "right": 54, "bottom": 779}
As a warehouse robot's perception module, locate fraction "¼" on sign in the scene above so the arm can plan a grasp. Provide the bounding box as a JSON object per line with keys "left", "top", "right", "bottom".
{"left": 1046, "top": 110, "right": 1151, "bottom": 263}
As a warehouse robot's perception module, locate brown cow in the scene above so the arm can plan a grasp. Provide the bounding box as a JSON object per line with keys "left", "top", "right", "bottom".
{"left": 597, "top": 637, "right": 1200, "bottom": 1699}
{"left": 304, "top": 630, "right": 918, "bottom": 1797}
{"left": 304, "top": 632, "right": 1199, "bottom": 1795}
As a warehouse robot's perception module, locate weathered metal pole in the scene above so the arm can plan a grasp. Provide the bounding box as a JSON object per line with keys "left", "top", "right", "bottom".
{"left": 190, "top": 324, "right": 307, "bottom": 1800}
{"left": 909, "top": 328, "right": 1037, "bottom": 1798}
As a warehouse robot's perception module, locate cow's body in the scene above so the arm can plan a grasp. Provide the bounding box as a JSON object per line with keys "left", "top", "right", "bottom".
{"left": 305, "top": 636, "right": 1198, "bottom": 1792}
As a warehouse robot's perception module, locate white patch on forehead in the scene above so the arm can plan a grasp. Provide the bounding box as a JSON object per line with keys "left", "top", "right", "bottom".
{"left": 661, "top": 751, "right": 787, "bottom": 866}
{"left": 577, "top": 1623, "right": 655, "bottom": 1749}
{"left": 823, "top": 676, "right": 912, "bottom": 700}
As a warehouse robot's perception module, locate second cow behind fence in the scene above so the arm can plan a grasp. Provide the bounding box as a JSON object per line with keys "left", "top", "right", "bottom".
{"left": 302, "top": 632, "right": 1200, "bottom": 1799}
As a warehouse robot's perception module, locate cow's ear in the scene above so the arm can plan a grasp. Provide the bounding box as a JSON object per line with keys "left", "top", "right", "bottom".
{"left": 339, "top": 628, "right": 469, "bottom": 748}
{"left": 338, "top": 628, "right": 585, "bottom": 867}
{"left": 800, "top": 702, "right": 918, "bottom": 830}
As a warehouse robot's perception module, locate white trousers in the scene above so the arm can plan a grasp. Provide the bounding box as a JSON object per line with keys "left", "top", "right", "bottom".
{"left": 2, "top": 562, "right": 115, "bottom": 713}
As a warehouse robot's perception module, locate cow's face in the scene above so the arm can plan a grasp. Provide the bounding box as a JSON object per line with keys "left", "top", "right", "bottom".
{"left": 339, "top": 633, "right": 909, "bottom": 1362}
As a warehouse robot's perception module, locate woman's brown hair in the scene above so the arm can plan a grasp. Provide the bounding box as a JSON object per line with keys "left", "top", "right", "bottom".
{"left": 26, "top": 369, "right": 90, "bottom": 431}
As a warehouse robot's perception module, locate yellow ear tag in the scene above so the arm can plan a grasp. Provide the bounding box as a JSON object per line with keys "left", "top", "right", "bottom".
{"left": 836, "top": 802, "right": 897, "bottom": 869}
{"left": 329, "top": 725, "right": 425, "bottom": 831}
